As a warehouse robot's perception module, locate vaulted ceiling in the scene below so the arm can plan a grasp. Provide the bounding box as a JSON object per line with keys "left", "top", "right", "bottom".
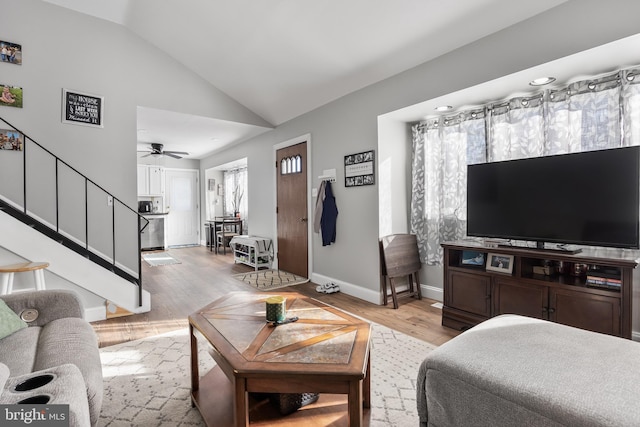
{"left": 42, "top": 0, "right": 571, "bottom": 158}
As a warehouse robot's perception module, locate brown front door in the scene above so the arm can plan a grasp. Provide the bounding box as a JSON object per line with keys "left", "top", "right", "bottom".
{"left": 276, "top": 142, "right": 308, "bottom": 277}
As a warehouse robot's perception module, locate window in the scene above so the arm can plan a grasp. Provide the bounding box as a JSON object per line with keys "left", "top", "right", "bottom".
{"left": 281, "top": 155, "right": 302, "bottom": 174}
{"left": 411, "top": 67, "right": 640, "bottom": 265}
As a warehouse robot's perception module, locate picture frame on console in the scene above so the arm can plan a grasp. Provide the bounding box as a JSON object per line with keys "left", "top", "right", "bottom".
{"left": 486, "top": 253, "right": 514, "bottom": 274}
{"left": 460, "top": 250, "right": 486, "bottom": 268}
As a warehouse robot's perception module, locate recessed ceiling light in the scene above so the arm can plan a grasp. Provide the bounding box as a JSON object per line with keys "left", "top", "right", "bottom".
{"left": 529, "top": 77, "right": 556, "bottom": 86}
{"left": 435, "top": 105, "right": 453, "bottom": 112}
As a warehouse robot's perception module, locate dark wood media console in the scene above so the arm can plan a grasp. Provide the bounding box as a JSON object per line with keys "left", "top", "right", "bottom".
{"left": 442, "top": 241, "right": 638, "bottom": 339}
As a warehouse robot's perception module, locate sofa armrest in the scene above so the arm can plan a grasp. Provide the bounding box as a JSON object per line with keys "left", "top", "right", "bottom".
{"left": 0, "top": 290, "right": 84, "bottom": 326}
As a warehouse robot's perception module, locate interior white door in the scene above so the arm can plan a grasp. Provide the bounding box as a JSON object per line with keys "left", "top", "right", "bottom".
{"left": 165, "top": 169, "right": 199, "bottom": 247}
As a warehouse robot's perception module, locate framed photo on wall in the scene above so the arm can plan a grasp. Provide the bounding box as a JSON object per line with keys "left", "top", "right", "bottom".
{"left": 62, "top": 89, "right": 104, "bottom": 128}
{"left": 0, "top": 40, "right": 22, "bottom": 65}
{"left": 345, "top": 149, "right": 375, "bottom": 187}
{"left": 0, "top": 84, "right": 22, "bottom": 108}
{"left": 0, "top": 128, "right": 23, "bottom": 151}
{"left": 486, "top": 253, "right": 514, "bottom": 274}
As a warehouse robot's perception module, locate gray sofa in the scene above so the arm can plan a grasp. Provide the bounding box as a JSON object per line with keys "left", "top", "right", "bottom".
{"left": 0, "top": 290, "right": 103, "bottom": 426}
{"left": 417, "top": 314, "right": 640, "bottom": 426}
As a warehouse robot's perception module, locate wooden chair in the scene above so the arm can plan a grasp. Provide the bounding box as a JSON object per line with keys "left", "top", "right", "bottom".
{"left": 379, "top": 234, "right": 422, "bottom": 309}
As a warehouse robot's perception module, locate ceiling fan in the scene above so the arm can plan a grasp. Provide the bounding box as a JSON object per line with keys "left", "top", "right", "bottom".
{"left": 139, "top": 143, "right": 189, "bottom": 159}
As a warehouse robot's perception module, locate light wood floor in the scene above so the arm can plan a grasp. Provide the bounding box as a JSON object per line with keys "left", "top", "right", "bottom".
{"left": 91, "top": 245, "right": 460, "bottom": 347}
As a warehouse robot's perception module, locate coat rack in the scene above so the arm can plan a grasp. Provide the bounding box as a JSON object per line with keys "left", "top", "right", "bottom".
{"left": 318, "top": 168, "right": 336, "bottom": 183}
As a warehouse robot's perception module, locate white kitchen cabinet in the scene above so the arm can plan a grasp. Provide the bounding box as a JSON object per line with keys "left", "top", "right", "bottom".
{"left": 148, "top": 166, "right": 163, "bottom": 195}
{"left": 137, "top": 165, "right": 164, "bottom": 196}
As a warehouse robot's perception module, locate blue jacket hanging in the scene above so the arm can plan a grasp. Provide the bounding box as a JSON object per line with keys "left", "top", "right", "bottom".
{"left": 321, "top": 181, "right": 338, "bottom": 246}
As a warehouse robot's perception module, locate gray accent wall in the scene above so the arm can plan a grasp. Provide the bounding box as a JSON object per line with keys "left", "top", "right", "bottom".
{"left": 2, "top": 0, "right": 640, "bottom": 327}
{"left": 201, "top": 0, "right": 640, "bottom": 304}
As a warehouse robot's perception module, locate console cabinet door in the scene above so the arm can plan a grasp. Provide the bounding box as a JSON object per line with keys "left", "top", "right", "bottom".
{"left": 549, "top": 288, "right": 620, "bottom": 336}
{"left": 494, "top": 279, "right": 548, "bottom": 319}
{"left": 446, "top": 271, "right": 491, "bottom": 317}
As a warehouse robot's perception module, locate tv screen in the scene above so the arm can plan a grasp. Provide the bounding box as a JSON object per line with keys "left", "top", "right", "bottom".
{"left": 467, "top": 146, "right": 640, "bottom": 249}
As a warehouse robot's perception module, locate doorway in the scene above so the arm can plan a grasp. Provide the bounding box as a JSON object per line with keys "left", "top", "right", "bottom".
{"left": 165, "top": 169, "right": 200, "bottom": 247}
{"left": 276, "top": 141, "right": 308, "bottom": 277}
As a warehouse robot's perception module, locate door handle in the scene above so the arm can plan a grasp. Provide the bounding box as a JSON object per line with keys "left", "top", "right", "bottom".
{"left": 300, "top": 218, "right": 308, "bottom": 222}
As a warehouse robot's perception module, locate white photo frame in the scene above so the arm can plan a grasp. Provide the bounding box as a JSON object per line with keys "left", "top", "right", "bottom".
{"left": 486, "top": 253, "right": 514, "bottom": 274}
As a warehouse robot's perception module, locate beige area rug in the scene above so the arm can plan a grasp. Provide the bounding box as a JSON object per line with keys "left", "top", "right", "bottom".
{"left": 232, "top": 269, "right": 309, "bottom": 291}
{"left": 98, "top": 324, "right": 437, "bottom": 426}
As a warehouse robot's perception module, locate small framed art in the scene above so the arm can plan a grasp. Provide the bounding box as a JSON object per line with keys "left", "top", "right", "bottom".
{"left": 0, "top": 128, "right": 23, "bottom": 151}
{"left": 62, "top": 89, "right": 104, "bottom": 128}
{"left": 0, "top": 40, "right": 21, "bottom": 65}
{"left": 0, "top": 84, "right": 22, "bottom": 108}
{"left": 486, "top": 253, "right": 514, "bottom": 274}
{"left": 460, "top": 250, "right": 486, "bottom": 268}
{"left": 344, "top": 150, "right": 374, "bottom": 187}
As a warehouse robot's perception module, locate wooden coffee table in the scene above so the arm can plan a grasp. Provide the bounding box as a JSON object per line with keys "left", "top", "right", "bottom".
{"left": 189, "top": 291, "right": 371, "bottom": 426}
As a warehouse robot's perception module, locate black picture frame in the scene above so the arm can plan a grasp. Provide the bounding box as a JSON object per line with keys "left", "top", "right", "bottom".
{"left": 62, "top": 89, "right": 104, "bottom": 128}
{"left": 345, "top": 150, "right": 374, "bottom": 187}
{"left": 460, "top": 250, "right": 486, "bottom": 268}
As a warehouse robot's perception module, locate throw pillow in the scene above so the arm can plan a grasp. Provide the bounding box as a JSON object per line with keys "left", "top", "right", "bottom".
{"left": 0, "top": 299, "right": 27, "bottom": 340}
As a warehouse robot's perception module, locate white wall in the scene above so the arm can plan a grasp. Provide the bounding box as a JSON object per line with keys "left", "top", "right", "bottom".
{"left": 0, "top": 0, "right": 269, "bottom": 310}
{"left": 201, "top": 0, "right": 640, "bottom": 307}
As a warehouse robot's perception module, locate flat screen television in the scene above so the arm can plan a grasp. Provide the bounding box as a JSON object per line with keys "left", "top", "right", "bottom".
{"left": 467, "top": 146, "right": 640, "bottom": 250}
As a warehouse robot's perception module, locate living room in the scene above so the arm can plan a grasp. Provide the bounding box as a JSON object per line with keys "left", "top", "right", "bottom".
{"left": 2, "top": 0, "right": 640, "bottom": 426}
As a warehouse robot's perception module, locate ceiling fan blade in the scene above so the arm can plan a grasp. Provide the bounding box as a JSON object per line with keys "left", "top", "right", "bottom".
{"left": 164, "top": 152, "right": 183, "bottom": 159}
{"left": 140, "top": 153, "right": 152, "bottom": 158}
{"left": 165, "top": 151, "right": 189, "bottom": 155}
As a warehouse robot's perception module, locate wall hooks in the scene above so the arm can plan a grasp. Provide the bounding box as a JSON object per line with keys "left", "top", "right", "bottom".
{"left": 318, "top": 168, "right": 336, "bottom": 183}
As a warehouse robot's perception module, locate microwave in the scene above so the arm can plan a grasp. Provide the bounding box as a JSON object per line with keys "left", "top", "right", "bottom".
{"left": 138, "top": 201, "right": 153, "bottom": 213}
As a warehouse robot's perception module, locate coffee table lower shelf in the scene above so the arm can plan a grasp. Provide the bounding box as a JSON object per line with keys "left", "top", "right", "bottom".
{"left": 191, "top": 366, "right": 371, "bottom": 427}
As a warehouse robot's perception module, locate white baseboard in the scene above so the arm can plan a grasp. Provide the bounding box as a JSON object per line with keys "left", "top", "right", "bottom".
{"left": 310, "top": 274, "right": 444, "bottom": 306}
{"left": 421, "top": 284, "right": 443, "bottom": 302}
{"left": 632, "top": 331, "right": 640, "bottom": 342}
{"left": 311, "top": 273, "right": 381, "bottom": 305}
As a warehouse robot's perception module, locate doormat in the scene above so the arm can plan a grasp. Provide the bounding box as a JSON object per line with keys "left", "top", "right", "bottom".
{"left": 232, "top": 269, "right": 309, "bottom": 291}
{"left": 142, "top": 252, "right": 181, "bottom": 267}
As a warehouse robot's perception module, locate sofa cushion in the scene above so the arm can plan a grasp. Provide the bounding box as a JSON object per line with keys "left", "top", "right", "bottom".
{"left": 34, "top": 317, "right": 103, "bottom": 426}
{"left": 0, "top": 326, "right": 40, "bottom": 375}
{"left": 0, "top": 299, "right": 27, "bottom": 340}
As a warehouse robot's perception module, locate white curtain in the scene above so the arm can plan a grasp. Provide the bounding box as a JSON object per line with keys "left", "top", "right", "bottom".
{"left": 223, "top": 167, "right": 248, "bottom": 221}
{"left": 411, "top": 67, "right": 640, "bottom": 265}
